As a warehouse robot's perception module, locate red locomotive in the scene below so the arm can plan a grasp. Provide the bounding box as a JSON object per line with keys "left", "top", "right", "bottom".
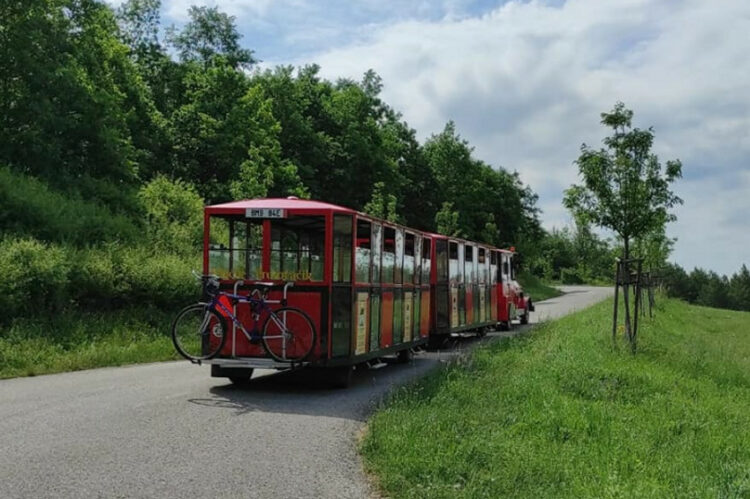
{"left": 195, "top": 197, "right": 533, "bottom": 385}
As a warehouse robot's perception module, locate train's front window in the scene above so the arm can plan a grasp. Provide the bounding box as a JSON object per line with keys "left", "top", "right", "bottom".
{"left": 208, "top": 217, "right": 263, "bottom": 279}
{"left": 270, "top": 216, "right": 325, "bottom": 281}
{"left": 208, "top": 214, "right": 325, "bottom": 281}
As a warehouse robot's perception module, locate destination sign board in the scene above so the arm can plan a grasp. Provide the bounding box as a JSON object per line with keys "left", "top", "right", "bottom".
{"left": 245, "top": 208, "right": 286, "bottom": 218}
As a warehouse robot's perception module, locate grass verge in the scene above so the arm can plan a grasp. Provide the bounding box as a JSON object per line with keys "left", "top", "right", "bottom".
{"left": 361, "top": 298, "right": 750, "bottom": 498}
{"left": 0, "top": 307, "right": 180, "bottom": 379}
{"left": 518, "top": 270, "right": 563, "bottom": 302}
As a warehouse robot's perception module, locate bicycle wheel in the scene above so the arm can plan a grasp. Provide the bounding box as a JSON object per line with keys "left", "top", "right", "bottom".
{"left": 172, "top": 304, "right": 228, "bottom": 361}
{"left": 261, "top": 307, "right": 316, "bottom": 362}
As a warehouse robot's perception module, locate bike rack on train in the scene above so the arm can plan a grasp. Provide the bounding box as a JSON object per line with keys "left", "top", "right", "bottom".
{"left": 230, "top": 280, "right": 294, "bottom": 359}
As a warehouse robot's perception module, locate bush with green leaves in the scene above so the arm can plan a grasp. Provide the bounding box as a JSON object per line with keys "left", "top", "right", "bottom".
{"left": 0, "top": 166, "right": 141, "bottom": 245}
{"left": 0, "top": 238, "right": 71, "bottom": 319}
{"left": 70, "top": 245, "right": 200, "bottom": 309}
{"left": 137, "top": 175, "right": 204, "bottom": 255}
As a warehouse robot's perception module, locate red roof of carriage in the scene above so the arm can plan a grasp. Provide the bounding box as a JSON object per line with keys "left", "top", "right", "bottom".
{"left": 206, "top": 198, "right": 356, "bottom": 213}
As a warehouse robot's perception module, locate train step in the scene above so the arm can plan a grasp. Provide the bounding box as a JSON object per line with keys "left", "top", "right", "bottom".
{"left": 367, "top": 360, "right": 388, "bottom": 370}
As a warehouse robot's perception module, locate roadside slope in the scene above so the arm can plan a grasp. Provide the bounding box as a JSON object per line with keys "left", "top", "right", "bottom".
{"left": 361, "top": 298, "right": 750, "bottom": 498}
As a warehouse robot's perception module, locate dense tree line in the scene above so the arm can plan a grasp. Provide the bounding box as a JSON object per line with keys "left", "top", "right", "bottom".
{"left": 0, "top": 0, "right": 549, "bottom": 325}
{"left": 1, "top": 0, "right": 540, "bottom": 249}
{"left": 661, "top": 263, "right": 750, "bottom": 312}
{"left": 526, "top": 222, "right": 616, "bottom": 284}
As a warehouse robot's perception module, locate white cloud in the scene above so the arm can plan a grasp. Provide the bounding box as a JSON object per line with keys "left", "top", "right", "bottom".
{"left": 290, "top": 0, "right": 750, "bottom": 275}
{"left": 152, "top": 0, "right": 748, "bottom": 274}
{"left": 162, "top": 0, "right": 285, "bottom": 21}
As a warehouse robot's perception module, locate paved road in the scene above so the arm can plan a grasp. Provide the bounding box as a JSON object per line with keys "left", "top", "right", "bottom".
{"left": 0, "top": 286, "right": 611, "bottom": 499}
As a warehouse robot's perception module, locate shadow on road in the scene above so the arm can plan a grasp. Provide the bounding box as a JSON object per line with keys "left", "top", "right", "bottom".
{"left": 184, "top": 330, "right": 521, "bottom": 421}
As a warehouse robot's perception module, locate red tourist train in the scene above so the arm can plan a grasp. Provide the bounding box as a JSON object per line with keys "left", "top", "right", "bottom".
{"left": 201, "top": 198, "right": 533, "bottom": 385}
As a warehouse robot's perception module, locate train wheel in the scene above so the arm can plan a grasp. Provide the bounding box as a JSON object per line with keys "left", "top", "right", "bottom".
{"left": 327, "top": 366, "right": 353, "bottom": 389}
{"left": 397, "top": 348, "right": 413, "bottom": 364}
{"left": 229, "top": 374, "right": 254, "bottom": 387}
{"left": 520, "top": 310, "right": 529, "bottom": 325}
{"left": 427, "top": 335, "right": 447, "bottom": 350}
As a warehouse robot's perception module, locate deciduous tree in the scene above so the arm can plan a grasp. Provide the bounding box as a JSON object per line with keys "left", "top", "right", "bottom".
{"left": 564, "top": 102, "right": 682, "bottom": 260}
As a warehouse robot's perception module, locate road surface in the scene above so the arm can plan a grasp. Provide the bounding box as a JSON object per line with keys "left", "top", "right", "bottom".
{"left": 0, "top": 286, "right": 612, "bottom": 498}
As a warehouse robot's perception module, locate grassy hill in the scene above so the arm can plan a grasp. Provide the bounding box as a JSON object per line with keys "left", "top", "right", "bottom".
{"left": 518, "top": 270, "right": 562, "bottom": 302}
{"left": 361, "top": 298, "right": 750, "bottom": 498}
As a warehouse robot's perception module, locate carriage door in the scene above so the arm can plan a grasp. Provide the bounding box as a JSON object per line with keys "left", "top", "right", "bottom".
{"left": 332, "top": 214, "right": 354, "bottom": 357}
{"left": 457, "top": 243, "right": 466, "bottom": 326}
{"left": 370, "top": 222, "right": 382, "bottom": 352}
{"left": 435, "top": 239, "right": 450, "bottom": 334}
{"left": 464, "top": 244, "right": 474, "bottom": 325}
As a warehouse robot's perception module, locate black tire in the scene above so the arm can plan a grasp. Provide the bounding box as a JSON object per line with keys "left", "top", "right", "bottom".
{"left": 427, "top": 334, "right": 447, "bottom": 350}
{"left": 506, "top": 306, "right": 514, "bottom": 331}
{"left": 229, "top": 374, "right": 254, "bottom": 386}
{"left": 396, "top": 348, "right": 413, "bottom": 364}
{"left": 261, "top": 307, "right": 316, "bottom": 363}
{"left": 172, "top": 303, "right": 227, "bottom": 361}
{"left": 328, "top": 366, "right": 353, "bottom": 389}
{"left": 520, "top": 310, "right": 529, "bottom": 325}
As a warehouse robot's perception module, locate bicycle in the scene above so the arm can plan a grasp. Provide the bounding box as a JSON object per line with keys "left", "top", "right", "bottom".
{"left": 171, "top": 274, "right": 316, "bottom": 364}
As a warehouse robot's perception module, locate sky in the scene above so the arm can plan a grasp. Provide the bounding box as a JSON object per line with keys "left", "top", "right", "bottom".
{"left": 117, "top": 0, "right": 749, "bottom": 276}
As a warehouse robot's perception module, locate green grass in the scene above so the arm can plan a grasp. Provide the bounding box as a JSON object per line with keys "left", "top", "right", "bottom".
{"left": 361, "top": 298, "right": 750, "bottom": 498}
{"left": 0, "top": 306, "right": 180, "bottom": 379}
{"left": 518, "top": 271, "right": 563, "bottom": 302}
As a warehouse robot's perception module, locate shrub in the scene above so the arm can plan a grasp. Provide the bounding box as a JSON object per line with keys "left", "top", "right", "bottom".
{"left": 117, "top": 247, "right": 200, "bottom": 308}
{"left": 69, "top": 245, "right": 200, "bottom": 309}
{"left": 137, "top": 175, "right": 204, "bottom": 255}
{"left": 0, "top": 238, "right": 71, "bottom": 319}
{"left": 560, "top": 266, "right": 585, "bottom": 284}
{"left": 0, "top": 166, "right": 141, "bottom": 245}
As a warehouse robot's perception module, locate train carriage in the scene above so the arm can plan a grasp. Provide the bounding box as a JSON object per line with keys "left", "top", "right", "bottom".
{"left": 193, "top": 197, "right": 532, "bottom": 385}
{"left": 202, "top": 198, "right": 431, "bottom": 384}
{"left": 495, "top": 248, "right": 534, "bottom": 329}
{"left": 428, "top": 234, "right": 499, "bottom": 345}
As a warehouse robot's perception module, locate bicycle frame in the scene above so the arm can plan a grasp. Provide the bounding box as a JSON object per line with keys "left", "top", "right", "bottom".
{"left": 208, "top": 281, "right": 295, "bottom": 359}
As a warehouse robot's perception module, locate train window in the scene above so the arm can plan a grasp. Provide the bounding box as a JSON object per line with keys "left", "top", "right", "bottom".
{"left": 395, "top": 229, "right": 404, "bottom": 284}
{"left": 209, "top": 217, "right": 263, "bottom": 279}
{"left": 497, "top": 252, "right": 503, "bottom": 283}
{"left": 490, "top": 251, "right": 498, "bottom": 284}
{"left": 449, "top": 241, "right": 459, "bottom": 283}
{"left": 413, "top": 234, "right": 422, "bottom": 285}
{"left": 473, "top": 245, "right": 479, "bottom": 285}
{"left": 510, "top": 255, "right": 516, "bottom": 279}
{"left": 422, "top": 238, "right": 432, "bottom": 283}
{"left": 502, "top": 256, "right": 510, "bottom": 280}
{"left": 333, "top": 215, "right": 352, "bottom": 283}
{"left": 435, "top": 239, "right": 447, "bottom": 282}
{"left": 382, "top": 227, "right": 396, "bottom": 283}
{"left": 478, "top": 248, "right": 486, "bottom": 284}
{"left": 270, "top": 216, "right": 325, "bottom": 281}
{"left": 485, "top": 255, "right": 491, "bottom": 285}
{"left": 465, "top": 245, "right": 474, "bottom": 284}
{"left": 372, "top": 223, "right": 382, "bottom": 284}
{"left": 355, "top": 219, "right": 371, "bottom": 283}
{"left": 457, "top": 243, "right": 465, "bottom": 284}
{"left": 404, "top": 232, "right": 415, "bottom": 284}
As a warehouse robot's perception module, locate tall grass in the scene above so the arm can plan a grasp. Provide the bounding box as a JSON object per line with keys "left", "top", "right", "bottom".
{"left": 361, "top": 298, "right": 750, "bottom": 498}
{"left": 0, "top": 166, "right": 141, "bottom": 245}
{"left": 518, "top": 270, "right": 562, "bottom": 302}
{"left": 0, "top": 307, "right": 180, "bottom": 379}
